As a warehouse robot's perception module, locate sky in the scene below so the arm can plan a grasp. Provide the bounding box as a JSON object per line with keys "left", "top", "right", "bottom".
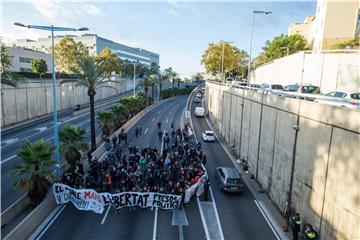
{"left": 1, "top": 0, "right": 316, "bottom": 78}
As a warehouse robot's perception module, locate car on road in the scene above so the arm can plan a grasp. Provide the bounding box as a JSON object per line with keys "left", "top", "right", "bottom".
{"left": 196, "top": 92, "right": 202, "bottom": 98}
{"left": 193, "top": 97, "right": 201, "bottom": 103}
{"left": 230, "top": 81, "right": 247, "bottom": 88}
{"left": 194, "top": 107, "right": 205, "bottom": 117}
{"left": 282, "top": 83, "right": 321, "bottom": 100}
{"left": 315, "top": 91, "right": 360, "bottom": 109}
{"left": 215, "top": 167, "right": 244, "bottom": 193}
{"left": 202, "top": 130, "right": 215, "bottom": 142}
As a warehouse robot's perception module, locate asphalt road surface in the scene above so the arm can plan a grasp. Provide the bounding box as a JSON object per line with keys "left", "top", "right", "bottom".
{"left": 32, "top": 95, "right": 279, "bottom": 240}
{"left": 1, "top": 90, "right": 135, "bottom": 211}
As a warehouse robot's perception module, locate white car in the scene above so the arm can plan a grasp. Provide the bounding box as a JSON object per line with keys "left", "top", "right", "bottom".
{"left": 315, "top": 91, "right": 360, "bottom": 109}
{"left": 194, "top": 107, "right": 205, "bottom": 117}
{"left": 196, "top": 92, "right": 202, "bottom": 98}
{"left": 202, "top": 131, "right": 215, "bottom": 142}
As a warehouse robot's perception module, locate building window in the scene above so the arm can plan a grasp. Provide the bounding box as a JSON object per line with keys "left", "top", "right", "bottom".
{"left": 19, "top": 57, "right": 32, "bottom": 63}
{"left": 20, "top": 68, "right": 32, "bottom": 72}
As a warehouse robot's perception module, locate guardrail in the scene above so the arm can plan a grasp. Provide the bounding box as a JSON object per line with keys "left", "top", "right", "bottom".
{"left": 206, "top": 80, "right": 360, "bottom": 109}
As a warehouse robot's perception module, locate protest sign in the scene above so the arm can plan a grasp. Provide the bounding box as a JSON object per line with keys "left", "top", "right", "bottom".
{"left": 53, "top": 183, "right": 182, "bottom": 214}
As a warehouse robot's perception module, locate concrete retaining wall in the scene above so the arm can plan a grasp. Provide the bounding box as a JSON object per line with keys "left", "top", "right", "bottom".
{"left": 205, "top": 81, "right": 360, "bottom": 240}
{"left": 1, "top": 78, "right": 137, "bottom": 127}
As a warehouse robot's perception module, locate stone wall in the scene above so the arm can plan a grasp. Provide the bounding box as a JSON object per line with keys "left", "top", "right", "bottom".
{"left": 1, "top": 78, "right": 136, "bottom": 127}
{"left": 205, "top": 81, "right": 360, "bottom": 240}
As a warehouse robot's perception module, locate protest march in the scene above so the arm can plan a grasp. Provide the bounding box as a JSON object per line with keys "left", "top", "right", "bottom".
{"left": 54, "top": 122, "right": 207, "bottom": 213}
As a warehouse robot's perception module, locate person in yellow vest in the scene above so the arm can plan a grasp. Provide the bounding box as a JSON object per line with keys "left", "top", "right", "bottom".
{"left": 290, "top": 213, "right": 302, "bottom": 240}
{"left": 305, "top": 224, "right": 318, "bottom": 240}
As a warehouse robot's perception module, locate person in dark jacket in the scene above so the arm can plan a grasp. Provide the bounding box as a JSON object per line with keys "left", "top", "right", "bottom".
{"left": 291, "top": 213, "right": 302, "bottom": 240}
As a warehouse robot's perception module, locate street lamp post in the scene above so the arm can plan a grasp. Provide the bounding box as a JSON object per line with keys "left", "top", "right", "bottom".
{"left": 133, "top": 63, "right": 136, "bottom": 96}
{"left": 14, "top": 22, "right": 88, "bottom": 177}
{"left": 247, "top": 10, "right": 272, "bottom": 82}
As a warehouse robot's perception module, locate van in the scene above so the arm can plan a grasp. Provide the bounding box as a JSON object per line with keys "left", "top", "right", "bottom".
{"left": 194, "top": 107, "right": 205, "bottom": 117}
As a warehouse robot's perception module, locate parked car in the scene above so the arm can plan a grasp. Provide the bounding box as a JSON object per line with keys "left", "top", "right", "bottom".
{"left": 315, "top": 91, "right": 360, "bottom": 109}
{"left": 283, "top": 83, "right": 321, "bottom": 100}
{"left": 193, "top": 97, "right": 201, "bottom": 103}
{"left": 259, "top": 83, "right": 284, "bottom": 95}
{"left": 230, "top": 81, "right": 247, "bottom": 88}
{"left": 194, "top": 107, "right": 205, "bottom": 117}
{"left": 202, "top": 130, "right": 215, "bottom": 142}
{"left": 215, "top": 167, "right": 243, "bottom": 193}
{"left": 283, "top": 84, "right": 320, "bottom": 94}
{"left": 196, "top": 92, "right": 202, "bottom": 98}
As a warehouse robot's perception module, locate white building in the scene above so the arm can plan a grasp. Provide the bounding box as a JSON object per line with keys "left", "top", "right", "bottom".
{"left": 6, "top": 46, "right": 52, "bottom": 73}
{"left": 289, "top": 0, "right": 360, "bottom": 51}
{"left": 16, "top": 34, "right": 159, "bottom": 66}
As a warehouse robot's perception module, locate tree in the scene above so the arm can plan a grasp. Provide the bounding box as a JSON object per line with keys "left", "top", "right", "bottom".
{"left": 52, "top": 36, "right": 89, "bottom": 73}
{"left": 163, "top": 67, "right": 178, "bottom": 92}
{"left": 1, "top": 43, "right": 18, "bottom": 87}
{"left": 252, "top": 52, "right": 267, "bottom": 68}
{"left": 59, "top": 125, "right": 88, "bottom": 168}
{"left": 261, "top": 34, "right": 308, "bottom": 63}
{"left": 31, "top": 59, "right": 48, "bottom": 78}
{"left": 158, "top": 72, "right": 167, "bottom": 100}
{"left": 149, "top": 62, "right": 160, "bottom": 75}
{"left": 201, "top": 41, "right": 248, "bottom": 80}
{"left": 331, "top": 37, "right": 359, "bottom": 50}
{"left": 96, "top": 47, "right": 122, "bottom": 75}
{"left": 97, "top": 111, "right": 113, "bottom": 136}
{"left": 192, "top": 72, "right": 203, "bottom": 85}
{"left": 12, "top": 140, "right": 55, "bottom": 206}
{"left": 110, "top": 104, "right": 128, "bottom": 130}
{"left": 60, "top": 56, "right": 118, "bottom": 151}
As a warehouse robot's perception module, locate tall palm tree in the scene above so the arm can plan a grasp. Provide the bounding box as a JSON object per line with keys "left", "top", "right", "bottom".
{"left": 12, "top": 140, "right": 55, "bottom": 206}
{"left": 147, "top": 74, "right": 158, "bottom": 100}
{"left": 110, "top": 104, "right": 128, "bottom": 130}
{"left": 98, "top": 110, "right": 113, "bottom": 136}
{"left": 59, "top": 125, "right": 88, "bottom": 168}
{"left": 61, "top": 56, "right": 119, "bottom": 151}
{"left": 139, "top": 75, "right": 152, "bottom": 95}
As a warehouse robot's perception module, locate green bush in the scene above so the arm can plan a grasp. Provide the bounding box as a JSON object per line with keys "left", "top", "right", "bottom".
{"left": 13, "top": 71, "right": 80, "bottom": 79}
{"left": 160, "top": 87, "right": 194, "bottom": 99}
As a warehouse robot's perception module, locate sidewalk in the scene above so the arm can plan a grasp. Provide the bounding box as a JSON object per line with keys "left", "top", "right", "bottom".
{"left": 204, "top": 116, "right": 292, "bottom": 240}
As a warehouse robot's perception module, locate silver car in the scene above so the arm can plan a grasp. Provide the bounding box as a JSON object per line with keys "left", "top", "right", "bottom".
{"left": 215, "top": 167, "right": 244, "bottom": 193}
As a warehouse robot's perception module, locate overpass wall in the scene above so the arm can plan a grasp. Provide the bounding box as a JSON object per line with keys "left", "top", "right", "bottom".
{"left": 1, "top": 78, "right": 135, "bottom": 127}
{"left": 205, "top": 81, "right": 360, "bottom": 240}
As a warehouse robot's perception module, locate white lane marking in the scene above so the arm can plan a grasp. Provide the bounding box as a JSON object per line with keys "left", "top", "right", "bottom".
{"left": 254, "top": 200, "right": 282, "bottom": 240}
{"left": 101, "top": 205, "right": 111, "bottom": 225}
{"left": 158, "top": 110, "right": 161, "bottom": 114}
{"left": 1, "top": 155, "right": 17, "bottom": 164}
{"left": 209, "top": 187, "right": 225, "bottom": 240}
{"left": 152, "top": 118, "right": 155, "bottom": 122}
{"left": 30, "top": 204, "right": 67, "bottom": 240}
{"left": 166, "top": 118, "right": 168, "bottom": 123}
{"left": 197, "top": 197, "right": 210, "bottom": 240}
{"left": 144, "top": 128, "right": 149, "bottom": 135}
{"left": 78, "top": 119, "right": 90, "bottom": 126}
{"left": 152, "top": 207, "right": 159, "bottom": 240}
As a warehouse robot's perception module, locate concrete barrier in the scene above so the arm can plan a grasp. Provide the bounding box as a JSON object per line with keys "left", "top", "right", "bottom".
{"left": 1, "top": 195, "right": 31, "bottom": 228}
{"left": 205, "top": 81, "right": 360, "bottom": 240}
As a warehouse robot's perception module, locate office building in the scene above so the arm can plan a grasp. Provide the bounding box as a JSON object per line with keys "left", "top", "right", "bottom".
{"left": 16, "top": 34, "right": 160, "bottom": 66}
{"left": 5, "top": 46, "right": 52, "bottom": 73}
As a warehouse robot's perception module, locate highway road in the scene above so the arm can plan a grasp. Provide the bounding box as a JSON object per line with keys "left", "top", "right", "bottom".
{"left": 32, "top": 94, "right": 279, "bottom": 240}
{"left": 1, "top": 89, "right": 136, "bottom": 211}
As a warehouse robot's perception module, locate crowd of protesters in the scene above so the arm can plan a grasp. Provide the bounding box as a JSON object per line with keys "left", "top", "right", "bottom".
{"left": 62, "top": 122, "right": 206, "bottom": 198}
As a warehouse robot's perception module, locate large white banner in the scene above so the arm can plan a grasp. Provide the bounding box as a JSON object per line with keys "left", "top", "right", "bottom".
{"left": 53, "top": 183, "right": 182, "bottom": 214}
{"left": 184, "top": 174, "right": 206, "bottom": 203}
